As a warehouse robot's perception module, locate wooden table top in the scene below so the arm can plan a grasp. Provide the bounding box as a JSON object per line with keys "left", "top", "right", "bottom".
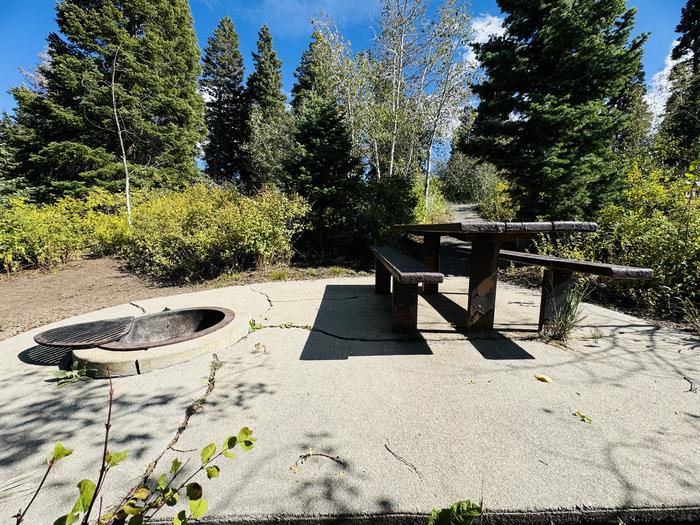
{"left": 393, "top": 220, "right": 598, "bottom": 236}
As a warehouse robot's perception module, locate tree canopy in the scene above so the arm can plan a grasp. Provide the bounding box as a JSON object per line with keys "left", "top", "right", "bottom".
{"left": 201, "top": 16, "right": 247, "bottom": 184}
{"left": 463, "top": 0, "right": 647, "bottom": 219}
{"left": 6, "top": 0, "right": 205, "bottom": 201}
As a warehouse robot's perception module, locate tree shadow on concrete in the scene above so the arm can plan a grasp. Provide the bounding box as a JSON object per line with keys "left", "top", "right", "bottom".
{"left": 299, "top": 284, "right": 432, "bottom": 360}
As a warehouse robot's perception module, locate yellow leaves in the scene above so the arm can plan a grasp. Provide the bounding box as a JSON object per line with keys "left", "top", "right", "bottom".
{"left": 534, "top": 374, "right": 553, "bottom": 383}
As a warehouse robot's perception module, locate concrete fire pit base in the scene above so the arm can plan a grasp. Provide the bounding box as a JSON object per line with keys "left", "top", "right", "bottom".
{"left": 72, "top": 310, "right": 249, "bottom": 376}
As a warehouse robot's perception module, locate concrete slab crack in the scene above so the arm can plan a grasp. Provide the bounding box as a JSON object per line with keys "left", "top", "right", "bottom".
{"left": 249, "top": 286, "right": 274, "bottom": 314}
{"left": 129, "top": 301, "right": 146, "bottom": 314}
{"left": 261, "top": 323, "right": 417, "bottom": 342}
{"left": 110, "top": 354, "right": 222, "bottom": 512}
{"left": 384, "top": 441, "right": 422, "bottom": 479}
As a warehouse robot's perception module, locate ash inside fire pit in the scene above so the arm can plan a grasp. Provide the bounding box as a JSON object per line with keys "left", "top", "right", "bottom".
{"left": 99, "top": 307, "right": 234, "bottom": 350}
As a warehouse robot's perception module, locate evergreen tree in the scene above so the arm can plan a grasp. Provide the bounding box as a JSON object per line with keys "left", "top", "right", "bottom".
{"left": 201, "top": 16, "right": 246, "bottom": 183}
{"left": 241, "top": 24, "right": 287, "bottom": 191}
{"left": 287, "top": 34, "right": 363, "bottom": 257}
{"left": 246, "top": 25, "right": 286, "bottom": 115}
{"left": 291, "top": 31, "right": 335, "bottom": 110}
{"left": 464, "top": 0, "right": 647, "bottom": 219}
{"left": 8, "top": 0, "right": 205, "bottom": 201}
{"left": 658, "top": 0, "right": 700, "bottom": 168}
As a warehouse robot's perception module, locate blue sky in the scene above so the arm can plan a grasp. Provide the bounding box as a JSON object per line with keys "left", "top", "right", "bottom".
{"left": 0, "top": 0, "right": 687, "bottom": 117}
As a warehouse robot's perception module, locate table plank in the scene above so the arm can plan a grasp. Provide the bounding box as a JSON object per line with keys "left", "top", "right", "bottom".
{"left": 394, "top": 221, "right": 598, "bottom": 235}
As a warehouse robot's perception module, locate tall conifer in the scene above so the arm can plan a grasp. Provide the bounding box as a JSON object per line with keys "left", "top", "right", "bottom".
{"left": 8, "top": 0, "right": 205, "bottom": 201}
{"left": 658, "top": 0, "right": 700, "bottom": 168}
{"left": 201, "top": 16, "right": 246, "bottom": 183}
{"left": 464, "top": 0, "right": 647, "bottom": 219}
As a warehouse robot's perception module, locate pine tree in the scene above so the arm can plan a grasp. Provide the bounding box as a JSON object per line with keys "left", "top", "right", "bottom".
{"left": 291, "top": 31, "right": 335, "bottom": 110}
{"left": 287, "top": 33, "right": 363, "bottom": 257}
{"left": 658, "top": 0, "right": 700, "bottom": 168}
{"left": 242, "top": 24, "right": 288, "bottom": 191}
{"left": 8, "top": 0, "right": 205, "bottom": 201}
{"left": 464, "top": 0, "right": 647, "bottom": 219}
{"left": 246, "top": 25, "right": 286, "bottom": 115}
{"left": 201, "top": 16, "right": 246, "bottom": 183}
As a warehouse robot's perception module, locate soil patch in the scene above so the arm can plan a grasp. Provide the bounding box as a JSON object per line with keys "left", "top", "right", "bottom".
{"left": 0, "top": 257, "right": 368, "bottom": 341}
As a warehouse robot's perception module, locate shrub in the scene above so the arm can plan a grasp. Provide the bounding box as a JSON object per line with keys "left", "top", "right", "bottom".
{"left": 124, "top": 185, "right": 308, "bottom": 282}
{"left": 438, "top": 151, "right": 499, "bottom": 205}
{"left": 0, "top": 189, "right": 128, "bottom": 272}
{"left": 536, "top": 162, "right": 700, "bottom": 317}
{"left": 479, "top": 176, "right": 518, "bottom": 221}
{"left": 414, "top": 180, "right": 452, "bottom": 224}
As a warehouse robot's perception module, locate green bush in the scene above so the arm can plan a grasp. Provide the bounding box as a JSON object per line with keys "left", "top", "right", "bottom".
{"left": 438, "top": 151, "right": 499, "bottom": 205}
{"left": 0, "top": 189, "right": 129, "bottom": 272}
{"left": 414, "top": 180, "right": 452, "bottom": 224}
{"left": 537, "top": 162, "right": 700, "bottom": 317}
{"left": 125, "top": 185, "right": 308, "bottom": 282}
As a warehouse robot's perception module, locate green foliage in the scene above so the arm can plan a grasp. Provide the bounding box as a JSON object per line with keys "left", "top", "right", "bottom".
{"left": 242, "top": 104, "right": 295, "bottom": 191}
{"left": 355, "top": 176, "right": 418, "bottom": 247}
{"left": 246, "top": 25, "right": 286, "bottom": 115}
{"left": 465, "top": 0, "right": 648, "bottom": 219}
{"left": 680, "top": 297, "right": 700, "bottom": 335}
{"left": 125, "top": 185, "right": 309, "bottom": 282}
{"left": 286, "top": 91, "right": 364, "bottom": 258}
{"left": 0, "top": 189, "right": 129, "bottom": 273}
{"left": 53, "top": 361, "right": 97, "bottom": 387}
{"left": 22, "top": 399, "right": 256, "bottom": 525}
{"left": 428, "top": 499, "right": 482, "bottom": 525}
{"left": 539, "top": 287, "right": 587, "bottom": 343}
{"left": 7, "top": 0, "right": 205, "bottom": 201}
{"left": 478, "top": 177, "right": 518, "bottom": 221}
{"left": 50, "top": 443, "right": 74, "bottom": 463}
{"left": 657, "top": 0, "right": 700, "bottom": 170}
{"left": 414, "top": 180, "right": 452, "bottom": 224}
{"left": 537, "top": 162, "right": 700, "bottom": 317}
{"left": 201, "top": 17, "right": 247, "bottom": 184}
{"left": 438, "top": 151, "right": 499, "bottom": 205}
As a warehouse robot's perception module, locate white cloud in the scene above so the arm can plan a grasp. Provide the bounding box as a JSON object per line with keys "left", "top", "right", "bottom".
{"left": 645, "top": 40, "right": 690, "bottom": 131}
{"left": 465, "top": 13, "right": 505, "bottom": 66}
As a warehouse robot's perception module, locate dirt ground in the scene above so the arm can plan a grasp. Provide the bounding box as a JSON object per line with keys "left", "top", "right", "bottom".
{"left": 0, "top": 258, "right": 189, "bottom": 341}
{"left": 0, "top": 257, "right": 368, "bottom": 341}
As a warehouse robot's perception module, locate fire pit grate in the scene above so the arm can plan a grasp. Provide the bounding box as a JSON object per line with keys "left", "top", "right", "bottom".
{"left": 34, "top": 317, "right": 134, "bottom": 349}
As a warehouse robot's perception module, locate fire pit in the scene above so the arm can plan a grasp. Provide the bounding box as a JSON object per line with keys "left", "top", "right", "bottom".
{"left": 32, "top": 306, "right": 243, "bottom": 376}
{"left": 99, "top": 307, "right": 234, "bottom": 350}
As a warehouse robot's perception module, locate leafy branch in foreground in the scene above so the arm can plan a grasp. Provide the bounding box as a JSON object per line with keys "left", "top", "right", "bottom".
{"left": 12, "top": 443, "right": 73, "bottom": 524}
{"left": 428, "top": 499, "right": 482, "bottom": 525}
{"left": 16, "top": 374, "right": 256, "bottom": 524}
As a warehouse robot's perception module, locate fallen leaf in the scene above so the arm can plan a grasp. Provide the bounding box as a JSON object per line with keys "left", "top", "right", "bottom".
{"left": 573, "top": 410, "right": 592, "bottom": 423}
{"left": 535, "top": 374, "right": 553, "bottom": 383}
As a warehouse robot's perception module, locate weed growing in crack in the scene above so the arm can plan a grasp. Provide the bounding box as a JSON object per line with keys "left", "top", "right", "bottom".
{"left": 53, "top": 361, "right": 97, "bottom": 387}
{"left": 428, "top": 499, "right": 482, "bottom": 524}
{"left": 248, "top": 319, "right": 263, "bottom": 332}
{"left": 540, "top": 287, "right": 587, "bottom": 343}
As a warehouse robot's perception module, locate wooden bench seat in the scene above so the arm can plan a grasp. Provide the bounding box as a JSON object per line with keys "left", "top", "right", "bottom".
{"left": 462, "top": 245, "right": 653, "bottom": 329}
{"left": 370, "top": 246, "right": 444, "bottom": 332}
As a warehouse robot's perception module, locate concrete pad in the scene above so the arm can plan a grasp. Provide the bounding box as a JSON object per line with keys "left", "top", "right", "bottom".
{"left": 0, "top": 277, "right": 698, "bottom": 524}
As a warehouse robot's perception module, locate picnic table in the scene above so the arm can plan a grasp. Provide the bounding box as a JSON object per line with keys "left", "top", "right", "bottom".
{"left": 393, "top": 221, "right": 598, "bottom": 331}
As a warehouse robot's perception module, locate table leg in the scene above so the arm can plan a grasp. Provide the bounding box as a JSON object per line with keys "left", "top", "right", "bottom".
{"left": 538, "top": 269, "right": 573, "bottom": 331}
{"left": 466, "top": 241, "right": 500, "bottom": 331}
{"left": 422, "top": 233, "right": 441, "bottom": 294}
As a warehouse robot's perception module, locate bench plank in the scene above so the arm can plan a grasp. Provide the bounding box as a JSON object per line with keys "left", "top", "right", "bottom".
{"left": 370, "top": 246, "right": 444, "bottom": 284}
{"left": 461, "top": 246, "right": 653, "bottom": 279}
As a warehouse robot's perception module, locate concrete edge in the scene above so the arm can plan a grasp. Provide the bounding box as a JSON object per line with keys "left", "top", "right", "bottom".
{"left": 148, "top": 506, "right": 700, "bottom": 525}
{"left": 72, "top": 310, "right": 251, "bottom": 377}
